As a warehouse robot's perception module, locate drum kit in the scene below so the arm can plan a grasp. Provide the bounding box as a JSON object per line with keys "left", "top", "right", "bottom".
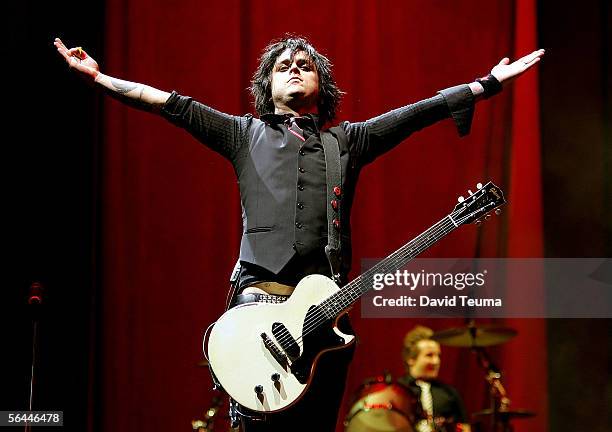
{"left": 344, "top": 321, "right": 536, "bottom": 432}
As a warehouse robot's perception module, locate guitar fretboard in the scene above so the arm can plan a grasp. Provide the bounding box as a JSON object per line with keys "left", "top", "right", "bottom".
{"left": 319, "top": 215, "right": 458, "bottom": 318}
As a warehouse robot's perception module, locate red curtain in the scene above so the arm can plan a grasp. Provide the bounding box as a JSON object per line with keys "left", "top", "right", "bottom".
{"left": 99, "top": 1, "right": 546, "bottom": 431}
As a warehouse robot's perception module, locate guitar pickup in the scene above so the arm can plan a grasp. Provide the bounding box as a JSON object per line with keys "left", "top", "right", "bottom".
{"left": 260, "top": 332, "right": 288, "bottom": 369}
{"left": 272, "top": 323, "right": 300, "bottom": 360}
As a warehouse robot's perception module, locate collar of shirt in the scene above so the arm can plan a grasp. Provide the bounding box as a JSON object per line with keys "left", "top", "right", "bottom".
{"left": 260, "top": 112, "right": 321, "bottom": 136}
{"left": 404, "top": 375, "right": 440, "bottom": 387}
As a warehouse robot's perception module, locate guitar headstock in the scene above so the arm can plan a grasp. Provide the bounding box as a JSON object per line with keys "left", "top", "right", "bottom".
{"left": 452, "top": 182, "right": 506, "bottom": 226}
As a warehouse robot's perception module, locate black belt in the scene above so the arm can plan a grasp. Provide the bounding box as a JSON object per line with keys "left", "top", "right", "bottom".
{"left": 234, "top": 293, "right": 290, "bottom": 306}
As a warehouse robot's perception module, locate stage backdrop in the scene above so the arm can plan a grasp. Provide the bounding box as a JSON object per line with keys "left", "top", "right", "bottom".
{"left": 98, "top": 1, "right": 546, "bottom": 431}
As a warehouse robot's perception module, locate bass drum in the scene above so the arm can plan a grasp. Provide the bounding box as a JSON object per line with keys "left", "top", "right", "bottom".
{"left": 345, "top": 376, "right": 417, "bottom": 432}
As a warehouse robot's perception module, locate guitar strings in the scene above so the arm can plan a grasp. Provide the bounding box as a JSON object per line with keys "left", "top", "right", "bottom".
{"left": 272, "top": 204, "right": 487, "bottom": 349}
{"left": 273, "top": 207, "right": 481, "bottom": 349}
{"left": 273, "top": 216, "right": 455, "bottom": 349}
{"left": 292, "top": 217, "right": 456, "bottom": 346}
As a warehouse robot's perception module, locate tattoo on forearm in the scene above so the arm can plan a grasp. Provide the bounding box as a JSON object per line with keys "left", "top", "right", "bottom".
{"left": 110, "top": 78, "right": 138, "bottom": 94}
{"left": 102, "top": 78, "right": 160, "bottom": 112}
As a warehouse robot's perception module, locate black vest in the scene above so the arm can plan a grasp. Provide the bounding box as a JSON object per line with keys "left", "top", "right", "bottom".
{"left": 235, "top": 118, "right": 360, "bottom": 276}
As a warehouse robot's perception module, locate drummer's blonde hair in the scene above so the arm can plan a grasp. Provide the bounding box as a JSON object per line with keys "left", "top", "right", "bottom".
{"left": 402, "top": 325, "right": 434, "bottom": 360}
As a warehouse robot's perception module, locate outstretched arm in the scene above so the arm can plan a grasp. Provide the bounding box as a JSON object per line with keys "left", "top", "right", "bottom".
{"left": 54, "top": 38, "right": 170, "bottom": 113}
{"left": 54, "top": 38, "right": 248, "bottom": 161}
{"left": 346, "top": 49, "right": 546, "bottom": 165}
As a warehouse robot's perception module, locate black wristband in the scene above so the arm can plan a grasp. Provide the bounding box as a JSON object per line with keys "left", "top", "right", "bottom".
{"left": 475, "top": 74, "right": 503, "bottom": 99}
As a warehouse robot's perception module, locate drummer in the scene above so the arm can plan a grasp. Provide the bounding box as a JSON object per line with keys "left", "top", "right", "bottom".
{"left": 398, "top": 326, "right": 471, "bottom": 432}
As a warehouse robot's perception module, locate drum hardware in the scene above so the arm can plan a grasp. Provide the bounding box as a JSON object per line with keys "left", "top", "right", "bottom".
{"left": 433, "top": 320, "right": 535, "bottom": 432}
{"left": 191, "top": 395, "right": 224, "bottom": 432}
{"left": 472, "top": 409, "right": 535, "bottom": 420}
{"left": 193, "top": 360, "right": 236, "bottom": 431}
{"left": 191, "top": 393, "right": 240, "bottom": 432}
{"left": 431, "top": 323, "right": 517, "bottom": 348}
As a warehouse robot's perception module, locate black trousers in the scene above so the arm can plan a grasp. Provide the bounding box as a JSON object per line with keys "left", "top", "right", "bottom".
{"left": 239, "top": 316, "right": 355, "bottom": 432}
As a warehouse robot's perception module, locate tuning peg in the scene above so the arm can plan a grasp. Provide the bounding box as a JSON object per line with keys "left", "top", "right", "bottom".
{"left": 495, "top": 208, "right": 502, "bottom": 216}
{"left": 468, "top": 189, "right": 474, "bottom": 195}
{"left": 477, "top": 182, "right": 483, "bottom": 189}
{"left": 475, "top": 219, "right": 482, "bottom": 226}
{"left": 458, "top": 196, "right": 465, "bottom": 203}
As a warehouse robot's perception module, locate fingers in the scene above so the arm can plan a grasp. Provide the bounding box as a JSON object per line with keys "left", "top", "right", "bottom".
{"left": 518, "top": 48, "right": 545, "bottom": 66}
{"left": 54, "top": 38, "right": 67, "bottom": 51}
{"left": 54, "top": 38, "right": 88, "bottom": 64}
{"left": 498, "top": 49, "right": 545, "bottom": 69}
{"left": 67, "top": 47, "right": 87, "bottom": 60}
{"left": 496, "top": 49, "right": 545, "bottom": 73}
{"left": 53, "top": 38, "right": 60, "bottom": 49}
{"left": 491, "top": 49, "right": 545, "bottom": 83}
{"left": 54, "top": 38, "right": 71, "bottom": 61}
{"left": 523, "top": 56, "right": 541, "bottom": 69}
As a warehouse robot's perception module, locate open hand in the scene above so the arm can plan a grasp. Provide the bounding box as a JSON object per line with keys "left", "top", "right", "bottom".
{"left": 490, "top": 49, "right": 545, "bottom": 85}
{"left": 54, "top": 38, "right": 100, "bottom": 81}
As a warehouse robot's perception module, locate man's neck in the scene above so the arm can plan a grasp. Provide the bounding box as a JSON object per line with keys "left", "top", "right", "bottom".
{"left": 274, "top": 105, "right": 318, "bottom": 118}
{"left": 409, "top": 371, "right": 434, "bottom": 382}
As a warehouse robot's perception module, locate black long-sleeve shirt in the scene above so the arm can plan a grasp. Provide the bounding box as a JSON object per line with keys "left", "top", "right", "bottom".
{"left": 160, "top": 85, "right": 475, "bottom": 287}
{"left": 398, "top": 374, "right": 469, "bottom": 424}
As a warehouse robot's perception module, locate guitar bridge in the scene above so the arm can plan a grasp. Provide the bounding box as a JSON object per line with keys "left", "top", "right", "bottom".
{"left": 261, "top": 332, "right": 288, "bottom": 369}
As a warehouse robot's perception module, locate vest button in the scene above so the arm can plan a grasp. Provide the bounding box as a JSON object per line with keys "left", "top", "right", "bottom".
{"left": 297, "top": 184, "right": 304, "bottom": 191}
{"left": 299, "top": 167, "right": 305, "bottom": 173}
{"left": 297, "top": 202, "right": 304, "bottom": 209}
{"left": 295, "top": 222, "right": 303, "bottom": 229}
{"left": 299, "top": 149, "right": 306, "bottom": 156}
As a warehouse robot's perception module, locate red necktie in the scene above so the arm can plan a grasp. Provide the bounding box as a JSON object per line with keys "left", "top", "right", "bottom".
{"left": 286, "top": 118, "right": 306, "bottom": 142}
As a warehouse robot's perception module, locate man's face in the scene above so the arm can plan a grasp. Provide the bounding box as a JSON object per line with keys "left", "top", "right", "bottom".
{"left": 408, "top": 340, "right": 441, "bottom": 380}
{"left": 271, "top": 49, "right": 319, "bottom": 113}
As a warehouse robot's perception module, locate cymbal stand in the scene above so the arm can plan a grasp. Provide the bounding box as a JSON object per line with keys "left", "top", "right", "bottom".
{"left": 469, "top": 334, "right": 512, "bottom": 431}
{"left": 476, "top": 348, "right": 513, "bottom": 430}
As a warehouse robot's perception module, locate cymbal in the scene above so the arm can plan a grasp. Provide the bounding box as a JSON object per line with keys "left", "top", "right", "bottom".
{"left": 472, "top": 409, "right": 536, "bottom": 419}
{"left": 432, "top": 325, "right": 517, "bottom": 347}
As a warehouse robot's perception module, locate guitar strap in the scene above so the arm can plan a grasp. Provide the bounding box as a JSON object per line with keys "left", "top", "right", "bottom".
{"left": 225, "top": 259, "right": 242, "bottom": 311}
{"left": 321, "top": 129, "right": 343, "bottom": 283}
{"left": 224, "top": 260, "right": 244, "bottom": 427}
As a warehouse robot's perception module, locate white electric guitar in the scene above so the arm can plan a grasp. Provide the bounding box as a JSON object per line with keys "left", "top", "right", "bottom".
{"left": 205, "top": 181, "right": 506, "bottom": 413}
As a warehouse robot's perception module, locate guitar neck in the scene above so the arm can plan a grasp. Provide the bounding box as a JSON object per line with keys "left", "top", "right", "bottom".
{"left": 319, "top": 214, "right": 459, "bottom": 318}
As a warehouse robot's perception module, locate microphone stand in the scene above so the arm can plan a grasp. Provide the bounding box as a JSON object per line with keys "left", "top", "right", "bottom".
{"left": 26, "top": 282, "right": 44, "bottom": 432}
